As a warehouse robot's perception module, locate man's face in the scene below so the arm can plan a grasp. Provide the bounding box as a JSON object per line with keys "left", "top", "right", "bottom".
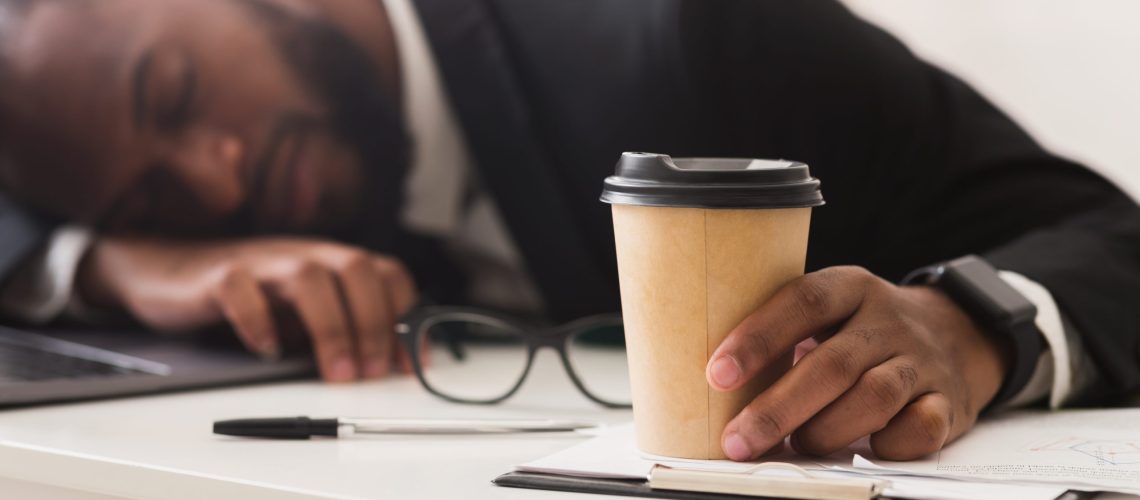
{"left": 0, "top": 0, "right": 406, "bottom": 236}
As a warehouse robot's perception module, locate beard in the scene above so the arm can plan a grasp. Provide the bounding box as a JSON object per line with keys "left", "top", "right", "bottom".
{"left": 240, "top": 0, "right": 412, "bottom": 251}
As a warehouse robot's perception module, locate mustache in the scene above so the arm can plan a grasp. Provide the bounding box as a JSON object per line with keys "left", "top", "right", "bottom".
{"left": 228, "top": 113, "right": 322, "bottom": 235}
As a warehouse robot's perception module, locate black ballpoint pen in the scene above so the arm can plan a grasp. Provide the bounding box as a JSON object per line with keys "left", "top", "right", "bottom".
{"left": 213, "top": 416, "right": 598, "bottom": 439}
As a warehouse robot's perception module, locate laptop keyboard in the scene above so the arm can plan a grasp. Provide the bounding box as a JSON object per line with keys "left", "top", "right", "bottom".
{"left": 0, "top": 333, "right": 159, "bottom": 384}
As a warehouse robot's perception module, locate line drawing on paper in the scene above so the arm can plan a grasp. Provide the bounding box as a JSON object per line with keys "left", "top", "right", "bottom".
{"left": 1027, "top": 436, "right": 1140, "bottom": 466}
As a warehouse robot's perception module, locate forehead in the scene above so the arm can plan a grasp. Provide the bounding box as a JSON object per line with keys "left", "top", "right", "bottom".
{"left": 0, "top": 0, "right": 282, "bottom": 222}
{"left": 0, "top": 1, "right": 134, "bottom": 219}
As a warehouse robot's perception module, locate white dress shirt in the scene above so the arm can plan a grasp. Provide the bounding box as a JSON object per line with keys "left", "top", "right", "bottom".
{"left": 0, "top": 0, "right": 1092, "bottom": 408}
{"left": 382, "top": 0, "right": 546, "bottom": 314}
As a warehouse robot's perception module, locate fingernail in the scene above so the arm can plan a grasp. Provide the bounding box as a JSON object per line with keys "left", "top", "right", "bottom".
{"left": 258, "top": 341, "right": 281, "bottom": 362}
{"left": 709, "top": 356, "right": 742, "bottom": 389}
{"left": 724, "top": 433, "right": 752, "bottom": 461}
{"left": 363, "top": 359, "right": 389, "bottom": 379}
{"left": 328, "top": 358, "right": 357, "bottom": 382}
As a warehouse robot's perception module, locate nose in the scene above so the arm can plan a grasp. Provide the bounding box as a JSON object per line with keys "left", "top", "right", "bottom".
{"left": 163, "top": 130, "right": 247, "bottom": 216}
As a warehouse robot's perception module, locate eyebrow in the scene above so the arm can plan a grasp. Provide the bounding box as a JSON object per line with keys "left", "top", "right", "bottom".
{"left": 131, "top": 49, "right": 154, "bottom": 130}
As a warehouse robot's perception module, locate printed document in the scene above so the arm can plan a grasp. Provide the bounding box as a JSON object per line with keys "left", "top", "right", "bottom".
{"left": 856, "top": 408, "right": 1140, "bottom": 495}
{"left": 519, "top": 423, "right": 1068, "bottom": 500}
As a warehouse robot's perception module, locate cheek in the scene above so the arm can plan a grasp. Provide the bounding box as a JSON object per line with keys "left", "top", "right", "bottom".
{"left": 309, "top": 134, "right": 367, "bottom": 223}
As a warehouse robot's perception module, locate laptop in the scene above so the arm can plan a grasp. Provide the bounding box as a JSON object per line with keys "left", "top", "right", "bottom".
{"left": 0, "top": 325, "right": 314, "bottom": 407}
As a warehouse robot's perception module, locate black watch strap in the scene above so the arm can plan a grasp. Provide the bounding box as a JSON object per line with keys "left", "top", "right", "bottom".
{"left": 901, "top": 255, "right": 1044, "bottom": 410}
{"left": 994, "top": 321, "right": 1046, "bottom": 407}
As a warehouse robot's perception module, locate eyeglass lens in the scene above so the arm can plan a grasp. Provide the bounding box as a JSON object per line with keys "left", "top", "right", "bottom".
{"left": 413, "top": 311, "right": 632, "bottom": 406}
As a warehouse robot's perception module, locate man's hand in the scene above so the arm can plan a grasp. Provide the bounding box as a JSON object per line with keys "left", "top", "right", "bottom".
{"left": 79, "top": 237, "right": 417, "bottom": 382}
{"left": 706, "top": 266, "right": 1010, "bottom": 461}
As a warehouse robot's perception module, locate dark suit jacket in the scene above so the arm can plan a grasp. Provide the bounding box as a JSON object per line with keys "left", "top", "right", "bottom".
{"left": 2, "top": 0, "right": 1138, "bottom": 401}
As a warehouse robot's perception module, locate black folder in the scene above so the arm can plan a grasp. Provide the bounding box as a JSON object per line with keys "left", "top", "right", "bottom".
{"left": 493, "top": 471, "right": 1100, "bottom": 500}
{"left": 493, "top": 471, "right": 786, "bottom": 500}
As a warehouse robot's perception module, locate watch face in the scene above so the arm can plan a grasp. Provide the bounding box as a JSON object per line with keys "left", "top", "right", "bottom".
{"left": 942, "top": 256, "right": 1036, "bottom": 327}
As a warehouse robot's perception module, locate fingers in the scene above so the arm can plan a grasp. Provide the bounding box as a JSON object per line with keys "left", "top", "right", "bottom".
{"left": 394, "top": 337, "right": 416, "bottom": 374}
{"left": 708, "top": 267, "right": 879, "bottom": 392}
{"left": 721, "top": 322, "right": 895, "bottom": 460}
{"left": 278, "top": 262, "right": 357, "bottom": 382}
{"left": 212, "top": 267, "right": 279, "bottom": 359}
{"left": 793, "top": 338, "right": 819, "bottom": 364}
{"left": 870, "top": 392, "right": 952, "bottom": 461}
{"left": 375, "top": 258, "right": 417, "bottom": 374}
{"left": 374, "top": 257, "right": 417, "bottom": 315}
{"left": 335, "top": 256, "right": 393, "bottom": 379}
{"left": 203, "top": 240, "right": 418, "bottom": 383}
{"left": 293, "top": 251, "right": 416, "bottom": 380}
{"left": 792, "top": 357, "right": 923, "bottom": 456}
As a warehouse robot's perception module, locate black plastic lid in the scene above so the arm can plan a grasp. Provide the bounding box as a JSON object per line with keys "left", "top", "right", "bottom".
{"left": 600, "top": 152, "right": 824, "bottom": 209}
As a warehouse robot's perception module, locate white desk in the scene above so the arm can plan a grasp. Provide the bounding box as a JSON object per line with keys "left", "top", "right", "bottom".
{"left": 0, "top": 350, "right": 633, "bottom": 499}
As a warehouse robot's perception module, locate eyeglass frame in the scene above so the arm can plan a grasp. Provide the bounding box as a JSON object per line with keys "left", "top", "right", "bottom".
{"left": 395, "top": 306, "right": 632, "bottom": 409}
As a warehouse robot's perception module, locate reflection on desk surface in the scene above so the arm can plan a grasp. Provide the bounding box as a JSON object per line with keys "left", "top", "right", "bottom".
{"left": 0, "top": 344, "right": 634, "bottom": 499}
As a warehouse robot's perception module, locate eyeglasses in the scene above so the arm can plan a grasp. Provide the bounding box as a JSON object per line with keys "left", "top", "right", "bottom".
{"left": 396, "top": 306, "right": 631, "bottom": 408}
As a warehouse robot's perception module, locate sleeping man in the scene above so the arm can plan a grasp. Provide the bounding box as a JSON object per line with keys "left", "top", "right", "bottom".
{"left": 1, "top": 0, "right": 1137, "bottom": 461}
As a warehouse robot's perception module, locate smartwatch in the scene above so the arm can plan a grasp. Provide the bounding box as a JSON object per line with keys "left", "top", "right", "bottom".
{"left": 901, "top": 255, "right": 1043, "bottom": 409}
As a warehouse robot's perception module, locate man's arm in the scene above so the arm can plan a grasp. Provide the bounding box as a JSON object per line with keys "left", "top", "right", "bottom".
{"left": 77, "top": 236, "right": 419, "bottom": 382}
{"left": 0, "top": 196, "right": 420, "bottom": 383}
{"left": 878, "top": 66, "right": 1140, "bottom": 402}
{"left": 1000, "top": 272, "right": 1105, "bottom": 409}
{"left": 683, "top": 0, "right": 1139, "bottom": 403}
{"left": 986, "top": 196, "right": 1140, "bottom": 400}
{"left": 675, "top": 0, "right": 1139, "bottom": 460}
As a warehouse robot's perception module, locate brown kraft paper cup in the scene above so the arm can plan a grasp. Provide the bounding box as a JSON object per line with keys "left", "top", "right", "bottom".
{"left": 601, "top": 153, "right": 823, "bottom": 459}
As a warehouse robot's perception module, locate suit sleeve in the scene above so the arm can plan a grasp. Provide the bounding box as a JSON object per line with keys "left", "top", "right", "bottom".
{"left": 896, "top": 66, "right": 1140, "bottom": 402}
{"left": 680, "top": 0, "right": 1140, "bottom": 402}
{"left": 0, "top": 225, "right": 94, "bottom": 324}
{"left": 0, "top": 194, "right": 51, "bottom": 289}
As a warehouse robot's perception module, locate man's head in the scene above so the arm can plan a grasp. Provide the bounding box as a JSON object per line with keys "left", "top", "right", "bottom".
{"left": 0, "top": 0, "right": 408, "bottom": 237}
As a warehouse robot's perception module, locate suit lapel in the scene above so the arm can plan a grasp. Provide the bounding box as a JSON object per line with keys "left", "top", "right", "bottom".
{"left": 412, "top": 0, "right": 618, "bottom": 320}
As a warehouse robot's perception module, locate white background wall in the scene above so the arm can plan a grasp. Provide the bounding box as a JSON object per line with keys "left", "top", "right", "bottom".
{"left": 842, "top": 0, "right": 1140, "bottom": 199}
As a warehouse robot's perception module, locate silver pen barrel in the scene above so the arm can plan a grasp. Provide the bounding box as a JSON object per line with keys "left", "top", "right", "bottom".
{"left": 338, "top": 418, "right": 597, "bottom": 435}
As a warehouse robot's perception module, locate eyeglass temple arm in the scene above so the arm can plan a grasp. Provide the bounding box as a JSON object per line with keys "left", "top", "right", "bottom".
{"left": 401, "top": 296, "right": 467, "bottom": 361}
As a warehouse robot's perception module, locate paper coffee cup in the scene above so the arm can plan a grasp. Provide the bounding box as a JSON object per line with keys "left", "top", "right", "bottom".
{"left": 601, "top": 152, "right": 824, "bottom": 459}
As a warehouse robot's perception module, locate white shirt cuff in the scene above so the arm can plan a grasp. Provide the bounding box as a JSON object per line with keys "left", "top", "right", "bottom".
{"left": 998, "top": 270, "right": 1090, "bottom": 409}
{"left": 0, "top": 226, "right": 94, "bottom": 324}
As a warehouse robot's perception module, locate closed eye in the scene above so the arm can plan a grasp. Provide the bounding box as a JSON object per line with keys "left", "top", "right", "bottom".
{"left": 157, "top": 58, "right": 198, "bottom": 130}
{"left": 131, "top": 47, "right": 198, "bottom": 132}
{"left": 131, "top": 49, "right": 154, "bottom": 130}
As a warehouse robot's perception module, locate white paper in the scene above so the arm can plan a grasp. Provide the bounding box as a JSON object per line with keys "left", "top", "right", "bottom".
{"left": 517, "top": 423, "right": 1066, "bottom": 500}
{"left": 519, "top": 424, "right": 796, "bottom": 479}
{"left": 855, "top": 409, "right": 1140, "bottom": 496}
